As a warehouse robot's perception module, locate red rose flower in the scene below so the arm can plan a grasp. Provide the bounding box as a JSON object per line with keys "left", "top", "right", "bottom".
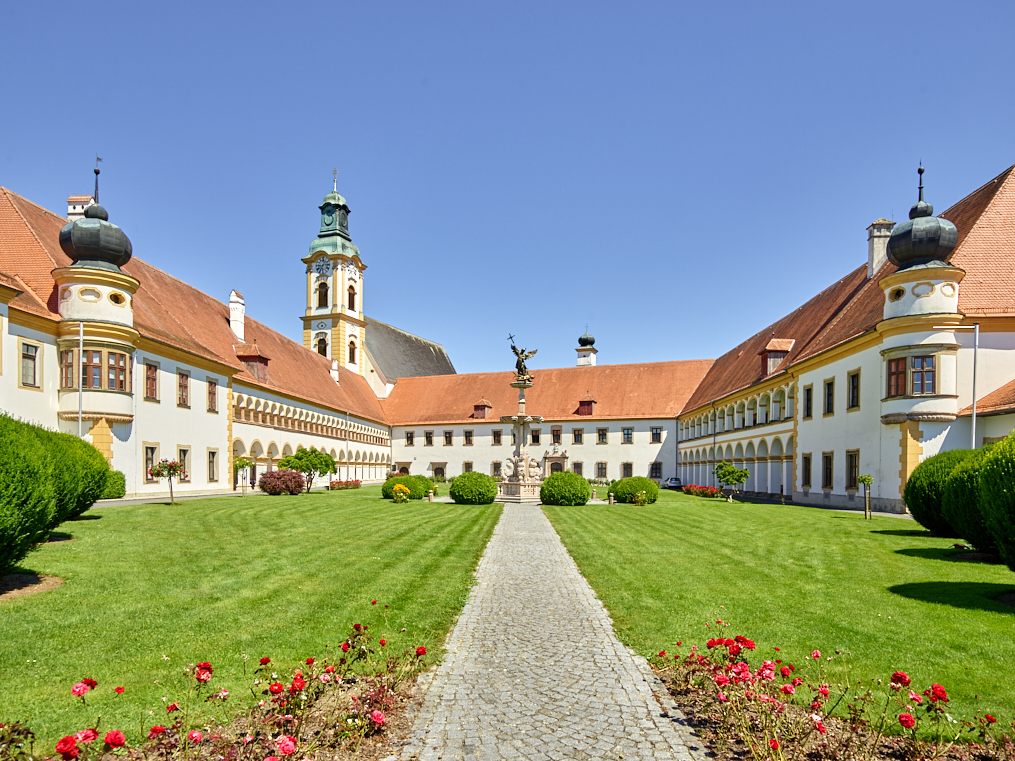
{"left": 56, "top": 736, "right": 79, "bottom": 760}
{"left": 353, "top": 623, "right": 362, "bottom": 631}
{"left": 371, "top": 600, "right": 377, "bottom": 605}
{"left": 289, "top": 676, "right": 306, "bottom": 693}
{"left": 166, "top": 702, "right": 180, "bottom": 713}
{"left": 269, "top": 682, "right": 284, "bottom": 694}
{"left": 306, "top": 657, "right": 315, "bottom": 665}
{"left": 104, "top": 731, "right": 126, "bottom": 748}
{"left": 416, "top": 646, "right": 427, "bottom": 656}
{"left": 195, "top": 662, "right": 213, "bottom": 682}
{"left": 985, "top": 714, "right": 997, "bottom": 723}
{"left": 149, "top": 726, "right": 166, "bottom": 739}
{"left": 188, "top": 731, "right": 203, "bottom": 744}
{"left": 780, "top": 666, "right": 791, "bottom": 677}
{"left": 341, "top": 642, "right": 350, "bottom": 652}
{"left": 891, "top": 671, "right": 912, "bottom": 687}
{"left": 325, "top": 665, "right": 335, "bottom": 673}
{"left": 82, "top": 678, "right": 97, "bottom": 689}
{"left": 658, "top": 651, "right": 666, "bottom": 658}
{"left": 114, "top": 686, "right": 124, "bottom": 694}
{"left": 379, "top": 639, "right": 386, "bottom": 646}
{"left": 769, "top": 739, "right": 780, "bottom": 750}
{"left": 260, "top": 657, "right": 271, "bottom": 666}
{"left": 899, "top": 713, "right": 916, "bottom": 729}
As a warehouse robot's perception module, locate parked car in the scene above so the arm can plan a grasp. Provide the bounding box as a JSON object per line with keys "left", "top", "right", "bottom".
{"left": 662, "top": 477, "right": 682, "bottom": 490}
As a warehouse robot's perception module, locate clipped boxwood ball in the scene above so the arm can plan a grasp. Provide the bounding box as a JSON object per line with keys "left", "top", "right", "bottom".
{"left": 449, "top": 472, "right": 498, "bottom": 505}
{"left": 540, "top": 471, "right": 592, "bottom": 506}
{"left": 381, "top": 475, "right": 429, "bottom": 500}
{"left": 979, "top": 435, "right": 1015, "bottom": 571}
{"left": 941, "top": 446, "right": 996, "bottom": 552}
{"left": 903, "top": 449, "right": 975, "bottom": 536}
{"left": 0, "top": 414, "right": 57, "bottom": 575}
{"left": 608, "top": 476, "right": 660, "bottom": 504}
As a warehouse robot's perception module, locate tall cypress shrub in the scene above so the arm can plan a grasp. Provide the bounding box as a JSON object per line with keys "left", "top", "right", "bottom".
{"left": 0, "top": 414, "right": 56, "bottom": 574}
{"left": 903, "top": 449, "right": 975, "bottom": 536}
{"left": 941, "top": 446, "right": 996, "bottom": 552}
{"left": 979, "top": 435, "right": 1015, "bottom": 572}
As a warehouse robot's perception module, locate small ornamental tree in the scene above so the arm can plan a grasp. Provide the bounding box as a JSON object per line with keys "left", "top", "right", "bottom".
{"left": 233, "top": 456, "right": 253, "bottom": 495}
{"left": 713, "top": 461, "right": 750, "bottom": 501}
{"left": 149, "top": 459, "right": 187, "bottom": 505}
{"left": 859, "top": 474, "right": 874, "bottom": 519}
{"left": 277, "top": 447, "right": 337, "bottom": 493}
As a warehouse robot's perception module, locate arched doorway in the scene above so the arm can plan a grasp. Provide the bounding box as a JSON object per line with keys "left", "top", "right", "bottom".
{"left": 434, "top": 466, "right": 445, "bottom": 479}
{"left": 399, "top": 466, "right": 409, "bottom": 475}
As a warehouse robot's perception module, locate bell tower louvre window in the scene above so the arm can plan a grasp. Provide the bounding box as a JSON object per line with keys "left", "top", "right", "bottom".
{"left": 317, "top": 282, "right": 329, "bottom": 308}
{"left": 316, "top": 337, "right": 328, "bottom": 356}
{"left": 348, "top": 286, "right": 356, "bottom": 312}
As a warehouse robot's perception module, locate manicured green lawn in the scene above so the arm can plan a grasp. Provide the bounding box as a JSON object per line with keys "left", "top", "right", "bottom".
{"left": 0, "top": 488, "right": 500, "bottom": 745}
{"left": 544, "top": 492, "right": 1015, "bottom": 722}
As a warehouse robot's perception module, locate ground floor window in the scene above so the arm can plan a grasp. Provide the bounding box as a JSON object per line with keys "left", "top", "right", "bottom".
{"left": 399, "top": 466, "right": 409, "bottom": 474}
{"left": 801, "top": 454, "right": 812, "bottom": 489}
{"left": 822, "top": 452, "right": 833, "bottom": 490}
{"left": 622, "top": 462, "right": 633, "bottom": 478}
{"left": 178, "top": 447, "right": 191, "bottom": 482}
{"left": 144, "top": 444, "right": 159, "bottom": 483}
{"left": 573, "top": 462, "right": 583, "bottom": 476}
{"left": 208, "top": 450, "right": 218, "bottom": 482}
{"left": 492, "top": 461, "right": 502, "bottom": 477}
{"left": 846, "top": 450, "right": 859, "bottom": 490}
{"left": 650, "top": 462, "right": 662, "bottom": 479}
{"left": 596, "top": 462, "right": 607, "bottom": 479}
{"left": 463, "top": 462, "right": 473, "bottom": 473}
{"left": 433, "top": 466, "right": 445, "bottom": 478}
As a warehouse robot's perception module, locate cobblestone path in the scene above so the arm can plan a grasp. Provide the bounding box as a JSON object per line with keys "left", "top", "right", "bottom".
{"left": 400, "top": 503, "right": 703, "bottom": 761}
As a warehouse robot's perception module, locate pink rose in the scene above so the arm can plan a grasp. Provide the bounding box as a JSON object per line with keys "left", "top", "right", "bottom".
{"left": 274, "top": 735, "right": 297, "bottom": 756}
{"left": 811, "top": 650, "right": 821, "bottom": 659}
{"left": 75, "top": 729, "right": 98, "bottom": 744}
{"left": 71, "top": 682, "right": 89, "bottom": 697}
{"left": 371, "top": 710, "right": 385, "bottom": 725}
{"left": 188, "top": 731, "right": 203, "bottom": 744}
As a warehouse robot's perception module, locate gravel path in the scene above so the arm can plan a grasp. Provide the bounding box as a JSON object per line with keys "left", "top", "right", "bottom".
{"left": 400, "top": 503, "right": 705, "bottom": 761}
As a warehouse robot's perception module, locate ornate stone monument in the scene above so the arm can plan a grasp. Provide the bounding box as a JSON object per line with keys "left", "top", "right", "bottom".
{"left": 497, "top": 339, "right": 545, "bottom": 503}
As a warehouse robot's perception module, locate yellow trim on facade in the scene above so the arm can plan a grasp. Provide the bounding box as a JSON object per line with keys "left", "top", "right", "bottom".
{"left": 57, "top": 320, "right": 139, "bottom": 345}
{"left": 51, "top": 266, "right": 140, "bottom": 293}
{"left": 135, "top": 337, "right": 238, "bottom": 377}
{"left": 90, "top": 418, "right": 114, "bottom": 464}
{"left": 878, "top": 265, "right": 964, "bottom": 291}
{"left": 898, "top": 419, "right": 923, "bottom": 499}
{"left": 9, "top": 309, "right": 59, "bottom": 336}
{"left": 226, "top": 382, "right": 234, "bottom": 484}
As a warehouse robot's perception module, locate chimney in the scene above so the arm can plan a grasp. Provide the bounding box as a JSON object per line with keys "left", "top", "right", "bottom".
{"left": 867, "top": 219, "right": 895, "bottom": 278}
{"left": 66, "top": 195, "right": 95, "bottom": 222}
{"left": 331, "top": 359, "right": 340, "bottom": 384}
{"left": 229, "top": 290, "right": 245, "bottom": 341}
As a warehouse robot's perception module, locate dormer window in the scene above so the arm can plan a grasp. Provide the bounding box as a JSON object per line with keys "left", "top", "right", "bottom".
{"left": 473, "top": 399, "right": 492, "bottom": 419}
{"left": 577, "top": 394, "right": 596, "bottom": 416}
{"left": 235, "top": 344, "right": 270, "bottom": 383}
{"left": 759, "top": 338, "right": 795, "bottom": 376}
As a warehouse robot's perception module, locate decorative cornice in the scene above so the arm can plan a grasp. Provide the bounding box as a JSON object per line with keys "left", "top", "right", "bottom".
{"left": 881, "top": 412, "right": 956, "bottom": 425}
{"left": 57, "top": 411, "right": 134, "bottom": 424}
{"left": 51, "top": 266, "right": 140, "bottom": 294}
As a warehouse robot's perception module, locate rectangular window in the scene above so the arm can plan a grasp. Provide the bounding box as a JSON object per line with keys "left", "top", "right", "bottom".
{"left": 596, "top": 462, "right": 607, "bottom": 479}
{"left": 572, "top": 428, "right": 584, "bottom": 444}
{"left": 650, "top": 462, "right": 662, "bottom": 479}
{"left": 145, "top": 362, "right": 158, "bottom": 400}
{"left": 463, "top": 461, "right": 473, "bottom": 473}
{"left": 405, "top": 431, "right": 414, "bottom": 446}
{"left": 82, "top": 350, "right": 102, "bottom": 389}
{"left": 573, "top": 462, "right": 583, "bottom": 476}
{"left": 178, "top": 447, "right": 191, "bottom": 482}
{"left": 178, "top": 371, "right": 190, "bottom": 407}
{"left": 846, "top": 449, "right": 859, "bottom": 490}
{"left": 622, "top": 462, "right": 633, "bottom": 478}
{"left": 207, "top": 449, "right": 218, "bottom": 482}
{"left": 551, "top": 427, "right": 561, "bottom": 445}
{"left": 651, "top": 427, "right": 662, "bottom": 443}
{"left": 847, "top": 370, "right": 860, "bottom": 409}
{"left": 823, "top": 379, "right": 834, "bottom": 415}
{"left": 801, "top": 454, "right": 812, "bottom": 488}
{"left": 20, "top": 342, "right": 39, "bottom": 387}
{"left": 492, "top": 461, "right": 502, "bottom": 477}
{"left": 912, "top": 356, "right": 935, "bottom": 395}
{"left": 492, "top": 430, "right": 502, "bottom": 446}
{"left": 443, "top": 431, "right": 453, "bottom": 446}
{"left": 597, "top": 428, "right": 608, "bottom": 444}
{"left": 207, "top": 379, "right": 218, "bottom": 412}
{"left": 803, "top": 385, "right": 813, "bottom": 418}
{"left": 60, "top": 349, "right": 75, "bottom": 389}
{"left": 887, "top": 358, "right": 906, "bottom": 398}
{"left": 108, "top": 352, "right": 128, "bottom": 391}
{"left": 144, "top": 444, "right": 158, "bottom": 483}
{"left": 622, "top": 427, "right": 633, "bottom": 444}
{"left": 822, "top": 452, "right": 833, "bottom": 490}
{"left": 425, "top": 431, "right": 434, "bottom": 446}
{"left": 464, "top": 430, "right": 473, "bottom": 446}
{"left": 531, "top": 429, "right": 540, "bottom": 445}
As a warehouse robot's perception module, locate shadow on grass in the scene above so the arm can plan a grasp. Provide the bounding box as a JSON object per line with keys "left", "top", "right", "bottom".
{"left": 48, "top": 531, "right": 73, "bottom": 542}
{"left": 888, "top": 581, "right": 1015, "bottom": 613}
{"left": 72, "top": 514, "right": 102, "bottom": 521}
{"left": 871, "top": 528, "right": 934, "bottom": 538}
{"left": 895, "top": 548, "right": 1006, "bottom": 565}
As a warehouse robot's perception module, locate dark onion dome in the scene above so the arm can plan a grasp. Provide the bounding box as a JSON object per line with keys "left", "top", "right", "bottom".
{"left": 886, "top": 167, "right": 958, "bottom": 270}
{"left": 59, "top": 169, "right": 132, "bottom": 271}
{"left": 578, "top": 331, "right": 595, "bottom": 347}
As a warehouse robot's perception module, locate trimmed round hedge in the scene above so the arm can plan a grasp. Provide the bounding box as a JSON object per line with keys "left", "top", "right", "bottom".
{"left": 381, "top": 475, "right": 433, "bottom": 500}
{"left": 979, "top": 435, "right": 1015, "bottom": 571}
{"left": 29, "top": 426, "right": 109, "bottom": 526}
{"left": 258, "top": 469, "right": 306, "bottom": 495}
{"left": 540, "top": 471, "right": 592, "bottom": 506}
{"left": 449, "top": 472, "right": 498, "bottom": 505}
{"left": 100, "top": 470, "right": 127, "bottom": 500}
{"left": 608, "top": 476, "right": 660, "bottom": 504}
{"left": 941, "top": 446, "right": 996, "bottom": 552}
{"left": 903, "top": 449, "right": 975, "bottom": 536}
{"left": 0, "top": 414, "right": 56, "bottom": 575}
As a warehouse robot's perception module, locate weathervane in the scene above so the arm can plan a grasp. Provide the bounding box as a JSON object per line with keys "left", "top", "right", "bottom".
{"left": 332, "top": 168, "right": 338, "bottom": 192}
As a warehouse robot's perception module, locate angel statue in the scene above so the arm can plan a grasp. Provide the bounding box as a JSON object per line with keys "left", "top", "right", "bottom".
{"left": 511, "top": 342, "right": 537, "bottom": 382}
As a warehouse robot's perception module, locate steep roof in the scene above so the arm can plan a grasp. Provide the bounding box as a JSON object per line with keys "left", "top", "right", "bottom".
{"left": 682, "top": 163, "right": 1015, "bottom": 413}
{"left": 0, "top": 187, "right": 388, "bottom": 424}
{"left": 364, "top": 316, "right": 456, "bottom": 381}
{"left": 958, "top": 377, "right": 1015, "bottom": 417}
{"left": 381, "top": 360, "right": 714, "bottom": 425}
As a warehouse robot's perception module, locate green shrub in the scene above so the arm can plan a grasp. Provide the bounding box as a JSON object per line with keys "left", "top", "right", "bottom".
{"left": 258, "top": 469, "right": 306, "bottom": 495}
{"left": 979, "top": 435, "right": 1015, "bottom": 571}
{"left": 26, "top": 426, "right": 109, "bottom": 524}
{"left": 903, "top": 449, "right": 975, "bottom": 536}
{"left": 941, "top": 446, "right": 996, "bottom": 552}
{"left": 100, "top": 470, "right": 127, "bottom": 500}
{"left": 412, "top": 475, "right": 436, "bottom": 497}
{"left": 381, "top": 475, "right": 428, "bottom": 500}
{"left": 0, "top": 414, "right": 56, "bottom": 574}
{"left": 540, "top": 471, "right": 592, "bottom": 506}
{"left": 449, "top": 472, "right": 498, "bottom": 505}
{"left": 608, "top": 476, "right": 660, "bottom": 504}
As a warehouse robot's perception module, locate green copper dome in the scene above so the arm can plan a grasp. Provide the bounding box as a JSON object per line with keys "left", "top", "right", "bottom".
{"left": 58, "top": 169, "right": 132, "bottom": 271}
{"left": 886, "top": 167, "right": 958, "bottom": 270}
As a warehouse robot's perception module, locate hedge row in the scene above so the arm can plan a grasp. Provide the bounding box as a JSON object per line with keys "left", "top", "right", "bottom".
{"left": 1, "top": 414, "right": 110, "bottom": 575}
{"left": 904, "top": 434, "right": 1015, "bottom": 571}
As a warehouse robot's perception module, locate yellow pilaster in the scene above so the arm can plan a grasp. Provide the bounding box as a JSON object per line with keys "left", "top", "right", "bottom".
{"left": 90, "top": 418, "right": 114, "bottom": 464}
{"left": 227, "top": 383, "right": 234, "bottom": 484}
{"left": 898, "top": 420, "right": 924, "bottom": 498}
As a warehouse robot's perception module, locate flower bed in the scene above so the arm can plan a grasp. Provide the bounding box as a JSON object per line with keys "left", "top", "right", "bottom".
{"left": 651, "top": 623, "right": 1014, "bottom": 761}
{"left": 329, "top": 479, "right": 362, "bottom": 490}
{"left": 682, "top": 484, "right": 723, "bottom": 498}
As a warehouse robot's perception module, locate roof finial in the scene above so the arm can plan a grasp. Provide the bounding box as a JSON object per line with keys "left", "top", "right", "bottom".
{"left": 918, "top": 163, "right": 924, "bottom": 202}
{"left": 333, "top": 167, "right": 338, "bottom": 192}
{"left": 94, "top": 156, "right": 103, "bottom": 203}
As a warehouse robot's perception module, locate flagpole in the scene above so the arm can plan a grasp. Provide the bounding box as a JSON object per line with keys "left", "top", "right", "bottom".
{"left": 78, "top": 321, "right": 84, "bottom": 437}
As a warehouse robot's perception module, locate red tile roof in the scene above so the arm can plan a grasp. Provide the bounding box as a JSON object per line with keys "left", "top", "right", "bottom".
{"left": 959, "top": 377, "right": 1015, "bottom": 417}
{"left": 381, "top": 360, "right": 714, "bottom": 425}
{"left": 0, "top": 187, "right": 387, "bottom": 424}
{"left": 682, "top": 163, "right": 1015, "bottom": 413}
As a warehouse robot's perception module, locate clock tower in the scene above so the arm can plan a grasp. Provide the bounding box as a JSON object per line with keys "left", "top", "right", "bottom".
{"left": 301, "top": 180, "right": 366, "bottom": 375}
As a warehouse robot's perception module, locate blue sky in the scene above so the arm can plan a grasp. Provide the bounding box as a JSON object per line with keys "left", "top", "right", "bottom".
{"left": 3, "top": 0, "right": 1014, "bottom": 375}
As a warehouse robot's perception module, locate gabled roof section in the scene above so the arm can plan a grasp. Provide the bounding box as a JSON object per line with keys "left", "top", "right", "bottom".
{"left": 381, "top": 360, "right": 714, "bottom": 425}
{"left": 682, "top": 163, "right": 1015, "bottom": 413}
{"left": 365, "top": 317, "right": 455, "bottom": 380}
{"left": 959, "top": 377, "right": 1015, "bottom": 417}
{"left": 0, "top": 187, "right": 388, "bottom": 425}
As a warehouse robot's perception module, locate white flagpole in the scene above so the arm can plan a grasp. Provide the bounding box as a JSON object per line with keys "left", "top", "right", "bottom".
{"left": 78, "top": 321, "right": 84, "bottom": 437}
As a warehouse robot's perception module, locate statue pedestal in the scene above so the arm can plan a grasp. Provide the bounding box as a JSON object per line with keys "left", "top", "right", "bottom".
{"left": 496, "top": 378, "right": 544, "bottom": 503}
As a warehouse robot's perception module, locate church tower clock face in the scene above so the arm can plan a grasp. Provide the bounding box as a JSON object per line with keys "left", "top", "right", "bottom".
{"left": 314, "top": 258, "right": 333, "bottom": 276}
{"left": 323, "top": 209, "right": 335, "bottom": 227}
